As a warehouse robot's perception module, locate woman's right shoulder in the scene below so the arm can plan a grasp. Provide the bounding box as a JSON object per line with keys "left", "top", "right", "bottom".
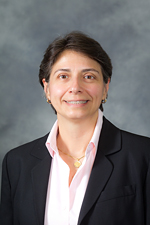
{"left": 4, "top": 133, "right": 49, "bottom": 161}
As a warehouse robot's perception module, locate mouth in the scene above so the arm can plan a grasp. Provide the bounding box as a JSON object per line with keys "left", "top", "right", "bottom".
{"left": 65, "top": 100, "right": 88, "bottom": 104}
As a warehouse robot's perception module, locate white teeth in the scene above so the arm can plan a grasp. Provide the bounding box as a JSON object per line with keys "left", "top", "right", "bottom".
{"left": 66, "top": 100, "right": 87, "bottom": 104}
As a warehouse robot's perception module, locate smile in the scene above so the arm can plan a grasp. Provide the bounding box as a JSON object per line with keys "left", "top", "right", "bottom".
{"left": 65, "top": 100, "right": 88, "bottom": 104}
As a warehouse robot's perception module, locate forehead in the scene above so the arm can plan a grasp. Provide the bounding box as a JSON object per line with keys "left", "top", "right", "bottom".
{"left": 52, "top": 50, "right": 101, "bottom": 71}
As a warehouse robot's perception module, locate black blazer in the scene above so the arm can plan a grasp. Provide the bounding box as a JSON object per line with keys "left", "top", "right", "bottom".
{"left": 0, "top": 117, "right": 150, "bottom": 225}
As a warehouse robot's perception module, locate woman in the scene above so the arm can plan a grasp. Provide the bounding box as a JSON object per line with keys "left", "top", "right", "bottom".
{"left": 0, "top": 31, "right": 150, "bottom": 225}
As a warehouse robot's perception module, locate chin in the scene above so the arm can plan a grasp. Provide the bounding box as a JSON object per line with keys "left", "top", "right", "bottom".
{"left": 57, "top": 111, "right": 86, "bottom": 120}
{"left": 67, "top": 111, "right": 93, "bottom": 121}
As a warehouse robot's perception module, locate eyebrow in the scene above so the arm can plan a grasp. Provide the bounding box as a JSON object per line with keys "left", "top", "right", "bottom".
{"left": 54, "top": 68, "right": 100, "bottom": 75}
{"left": 54, "top": 69, "right": 71, "bottom": 74}
{"left": 82, "top": 69, "right": 100, "bottom": 74}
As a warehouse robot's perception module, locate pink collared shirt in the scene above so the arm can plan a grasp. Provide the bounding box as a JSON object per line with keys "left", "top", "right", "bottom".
{"left": 44, "top": 110, "right": 103, "bottom": 225}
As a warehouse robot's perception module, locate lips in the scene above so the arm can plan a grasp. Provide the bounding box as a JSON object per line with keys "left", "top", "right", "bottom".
{"left": 65, "top": 100, "right": 88, "bottom": 104}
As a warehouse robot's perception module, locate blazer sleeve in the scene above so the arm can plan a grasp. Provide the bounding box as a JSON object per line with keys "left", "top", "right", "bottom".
{"left": 0, "top": 153, "right": 13, "bottom": 225}
{"left": 145, "top": 161, "right": 150, "bottom": 224}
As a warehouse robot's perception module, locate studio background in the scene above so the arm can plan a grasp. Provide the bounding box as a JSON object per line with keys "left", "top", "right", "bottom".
{"left": 0, "top": 0, "right": 150, "bottom": 186}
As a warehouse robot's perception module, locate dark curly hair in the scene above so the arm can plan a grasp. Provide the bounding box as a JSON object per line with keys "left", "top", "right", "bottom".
{"left": 39, "top": 31, "right": 112, "bottom": 112}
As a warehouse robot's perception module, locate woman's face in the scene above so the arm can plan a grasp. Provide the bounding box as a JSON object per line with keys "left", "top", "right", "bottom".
{"left": 43, "top": 50, "right": 109, "bottom": 122}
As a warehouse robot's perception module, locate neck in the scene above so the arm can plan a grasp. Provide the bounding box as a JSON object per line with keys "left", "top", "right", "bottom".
{"left": 56, "top": 111, "right": 98, "bottom": 157}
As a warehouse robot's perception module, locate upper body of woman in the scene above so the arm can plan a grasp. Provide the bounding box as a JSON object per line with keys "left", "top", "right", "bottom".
{"left": 0, "top": 31, "right": 150, "bottom": 225}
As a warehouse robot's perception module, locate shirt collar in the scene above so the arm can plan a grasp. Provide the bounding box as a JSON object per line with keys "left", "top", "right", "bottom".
{"left": 86, "top": 109, "right": 103, "bottom": 156}
{"left": 45, "top": 109, "right": 103, "bottom": 158}
{"left": 45, "top": 120, "right": 59, "bottom": 158}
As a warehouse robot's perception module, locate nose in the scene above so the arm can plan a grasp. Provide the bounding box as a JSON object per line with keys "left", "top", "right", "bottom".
{"left": 69, "top": 77, "right": 82, "bottom": 94}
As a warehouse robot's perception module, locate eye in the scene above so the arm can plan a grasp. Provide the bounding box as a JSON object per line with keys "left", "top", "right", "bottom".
{"left": 84, "top": 75, "right": 95, "bottom": 80}
{"left": 59, "top": 74, "right": 69, "bottom": 79}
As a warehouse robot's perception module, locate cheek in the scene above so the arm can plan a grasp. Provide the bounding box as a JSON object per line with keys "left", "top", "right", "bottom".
{"left": 49, "top": 84, "right": 65, "bottom": 100}
{"left": 87, "top": 85, "right": 104, "bottom": 99}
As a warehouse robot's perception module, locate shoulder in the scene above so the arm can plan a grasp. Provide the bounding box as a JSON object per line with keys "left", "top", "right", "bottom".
{"left": 114, "top": 124, "right": 150, "bottom": 164}
{"left": 103, "top": 117, "right": 150, "bottom": 157}
{"left": 2, "top": 134, "right": 50, "bottom": 182}
{"left": 120, "top": 130, "right": 150, "bottom": 162}
{"left": 120, "top": 129, "right": 150, "bottom": 148}
{"left": 104, "top": 116, "right": 150, "bottom": 144}
{"left": 3, "top": 134, "right": 49, "bottom": 164}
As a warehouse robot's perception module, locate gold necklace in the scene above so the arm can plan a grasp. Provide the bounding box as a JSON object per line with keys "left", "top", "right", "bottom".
{"left": 58, "top": 149, "right": 85, "bottom": 168}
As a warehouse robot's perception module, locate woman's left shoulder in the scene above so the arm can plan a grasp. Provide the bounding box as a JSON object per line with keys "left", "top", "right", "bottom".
{"left": 120, "top": 129, "right": 150, "bottom": 153}
{"left": 121, "top": 129, "right": 149, "bottom": 141}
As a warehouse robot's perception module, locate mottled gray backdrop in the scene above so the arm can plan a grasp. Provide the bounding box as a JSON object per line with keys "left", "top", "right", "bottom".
{"left": 0, "top": 0, "right": 150, "bottom": 184}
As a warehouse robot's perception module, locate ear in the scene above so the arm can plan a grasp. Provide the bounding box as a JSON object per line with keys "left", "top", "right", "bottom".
{"left": 42, "top": 78, "right": 50, "bottom": 99}
{"left": 103, "top": 78, "right": 110, "bottom": 99}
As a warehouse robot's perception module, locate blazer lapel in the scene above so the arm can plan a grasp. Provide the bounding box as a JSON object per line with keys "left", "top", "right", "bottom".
{"left": 30, "top": 135, "right": 52, "bottom": 225}
{"left": 78, "top": 117, "right": 121, "bottom": 225}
